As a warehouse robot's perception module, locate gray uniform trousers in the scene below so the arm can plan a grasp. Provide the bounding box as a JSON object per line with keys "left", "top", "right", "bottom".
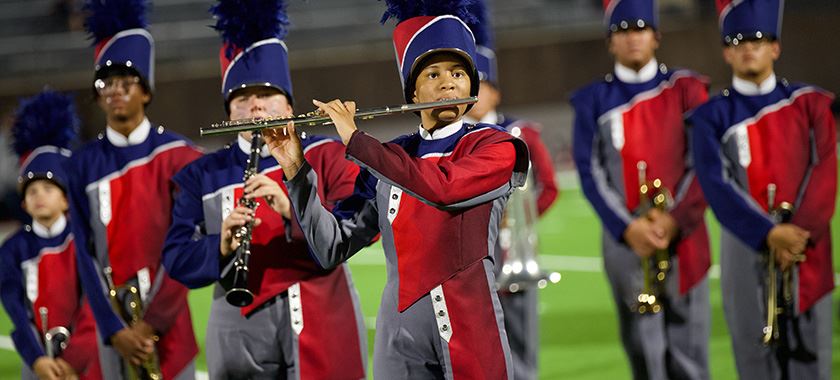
{"left": 95, "top": 331, "right": 196, "bottom": 380}
{"left": 494, "top": 243, "right": 539, "bottom": 380}
{"left": 603, "top": 231, "right": 710, "bottom": 380}
{"left": 720, "top": 230, "right": 832, "bottom": 380}
{"left": 205, "top": 284, "right": 296, "bottom": 380}
{"left": 498, "top": 289, "right": 539, "bottom": 380}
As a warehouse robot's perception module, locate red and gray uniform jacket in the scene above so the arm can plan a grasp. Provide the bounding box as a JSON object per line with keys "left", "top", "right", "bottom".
{"left": 689, "top": 78, "right": 836, "bottom": 313}
{"left": 571, "top": 65, "right": 711, "bottom": 294}
{"left": 0, "top": 220, "right": 101, "bottom": 378}
{"left": 66, "top": 121, "right": 201, "bottom": 378}
{"left": 286, "top": 120, "right": 529, "bottom": 311}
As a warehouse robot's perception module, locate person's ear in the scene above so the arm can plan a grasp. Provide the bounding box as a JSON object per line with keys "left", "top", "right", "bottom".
{"left": 722, "top": 47, "right": 734, "bottom": 66}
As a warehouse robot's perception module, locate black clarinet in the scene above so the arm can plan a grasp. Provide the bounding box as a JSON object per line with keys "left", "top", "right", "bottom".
{"left": 225, "top": 131, "right": 263, "bottom": 307}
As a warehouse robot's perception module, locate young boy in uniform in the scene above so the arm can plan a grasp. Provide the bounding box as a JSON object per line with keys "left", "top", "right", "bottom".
{"left": 1, "top": 90, "right": 101, "bottom": 380}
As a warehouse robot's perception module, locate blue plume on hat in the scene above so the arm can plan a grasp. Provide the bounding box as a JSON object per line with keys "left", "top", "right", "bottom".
{"left": 211, "top": 0, "right": 290, "bottom": 59}
{"left": 12, "top": 90, "right": 80, "bottom": 157}
{"left": 83, "top": 0, "right": 149, "bottom": 44}
{"left": 466, "top": 0, "right": 491, "bottom": 47}
{"left": 381, "top": 0, "right": 477, "bottom": 25}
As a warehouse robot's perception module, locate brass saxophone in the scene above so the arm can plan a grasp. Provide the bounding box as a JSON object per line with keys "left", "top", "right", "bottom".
{"left": 103, "top": 266, "right": 162, "bottom": 380}
{"left": 38, "top": 307, "right": 70, "bottom": 359}
{"left": 762, "top": 183, "right": 796, "bottom": 345}
{"left": 633, "top": 161, "right": 672, "bottom": 315}
{"left": 224, "top": 131, "right": 262, "bottom": 307}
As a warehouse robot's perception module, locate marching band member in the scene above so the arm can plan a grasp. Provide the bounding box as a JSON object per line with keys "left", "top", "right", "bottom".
{"left": 463, "top": 2, "right": 559, "bottom": 378}
{"left": 571, "top": 1, "right": 712, "bottom": 378}
{"left": 161, "top": 1, "right": 367, "bottom": 378}
{"left": 689, "top": 1, "right": 836, "bottom": 378}
{"left": 265, "top": 1, "right": 530, "bottom": 378}
{"left": 67, "top": 1, "right": 201, "bottom": 378}
{"left": 1, "top": 90, "right": 101, "bottom": 380}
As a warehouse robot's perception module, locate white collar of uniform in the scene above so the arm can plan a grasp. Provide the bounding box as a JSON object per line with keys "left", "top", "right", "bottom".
{"left": 106, "top": 118, "right": 151, "bottom": 147}
{"left": 732, "top": 73, "right": 777, "bottom": 96}
{"left": 237, "top": 134, "right": 271, "bottom": 158}
{"left": 463, "top": 110, "right": 499, "bottom": 125}
{"left": 419, "top": 119, "right": 464, "bottom": 140}
{"left": 31, "top": 214, "right": 66, "bottom": 239}
{"left": 614, "top": 58, "right": 658, "bottom": 84}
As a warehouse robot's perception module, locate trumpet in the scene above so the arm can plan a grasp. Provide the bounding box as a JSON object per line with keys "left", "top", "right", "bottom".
{"left": 762, "top": 183, "right": 795, "bottom": 345}
{"left": 38, "top": 307, "right": 70, "bottom": 359}
{"left": 224, "top": 131, "right": 262, "bottom": 307}
{"left": 200, "top": 97, "right": 478, "bottom": 136}
{"left": 495, "top": 166, "right": 561, "bottom": 293}
{"left": 104, "top": 267, "right": 163, "bottom": 380}
{"left": 633, "top": 161, "right": 672, "bottom": 315}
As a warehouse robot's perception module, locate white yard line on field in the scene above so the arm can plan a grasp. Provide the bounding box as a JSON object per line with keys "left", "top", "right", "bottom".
{"left": 0, "top": 335, "right": 12, "bottom": 351}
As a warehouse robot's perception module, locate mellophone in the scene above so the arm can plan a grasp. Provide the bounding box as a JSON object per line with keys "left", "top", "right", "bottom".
{"left": 209, "top": 97, "right": 478, "bottom": 307}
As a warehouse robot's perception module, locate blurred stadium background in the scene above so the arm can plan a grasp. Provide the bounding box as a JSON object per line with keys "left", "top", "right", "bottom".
{"left": 0, "top": 0, "right": 838, "bottom": 378}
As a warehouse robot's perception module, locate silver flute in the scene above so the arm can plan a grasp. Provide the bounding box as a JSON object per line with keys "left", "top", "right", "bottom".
{"left": 200, "top": 97, "right": 478, "bottom": 137}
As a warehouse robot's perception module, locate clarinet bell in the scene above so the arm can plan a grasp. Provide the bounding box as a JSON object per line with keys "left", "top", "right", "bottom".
{"left": 226, "top": 287, "right": 254, "bottom": 307}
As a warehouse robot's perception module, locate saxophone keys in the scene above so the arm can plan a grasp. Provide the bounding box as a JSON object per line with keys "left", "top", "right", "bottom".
{"left": 656, "top": 272, "right": 666, "bottom": 281}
